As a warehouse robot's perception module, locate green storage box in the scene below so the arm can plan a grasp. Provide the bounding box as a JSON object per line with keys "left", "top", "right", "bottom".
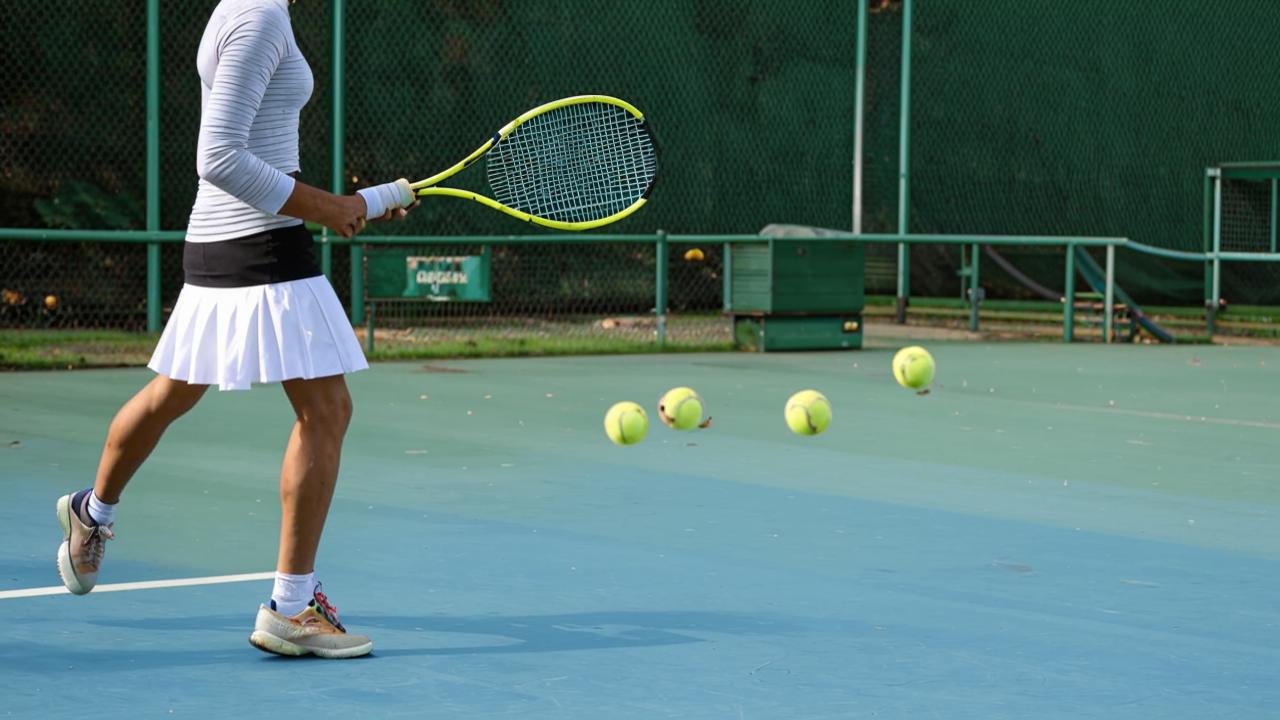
{"left": 728, "top": 236, "right": 865, "bottom": 351}
{"left": 734, "top": 314, "right": 863, "bottom": 352}
{"left": 729, "top": 240, "right": 865, "bottom": 314}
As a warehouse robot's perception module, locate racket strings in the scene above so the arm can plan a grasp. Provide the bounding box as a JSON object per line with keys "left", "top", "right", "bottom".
{"left": 487, "top": 102, "right": 657, "bottom": 223}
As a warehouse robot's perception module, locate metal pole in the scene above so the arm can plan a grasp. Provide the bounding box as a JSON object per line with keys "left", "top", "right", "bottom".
{"left": 895, "top": 0, "right": 913, "bottom": 324}
{"left": 655, "top": 233, "right": 668, "bottom": 349}
{"left": 1210, "top": 171, "right": 1222, "bottom": 335}
{"left": 722, "top": 242, "right": 732, "bottom": 311}
{"left": 1202, "top": 168, "right": 1214, "bottom": 321}
{"left": 1103, "top": 244, "right": 1115, "bottom": 344}
{"left": 333, "top": 0, "right": 359, "bottom": 323}
{"left": 318, "top": 0, "right": 335, "bottom": 284}
{"left": 321, "top": 235, "right": 332, "bottom": 277}
{"left": 852, "top": 0, "right": 868, "bottom": 234}
{"left": 145, "top": 0, "right": 162, "bottom": 333}
{"left": 968, "top": 242, "right": 979, "bottom": 332}
{"left": 1063, "top": 245, "right": 1075, "bottom": 343}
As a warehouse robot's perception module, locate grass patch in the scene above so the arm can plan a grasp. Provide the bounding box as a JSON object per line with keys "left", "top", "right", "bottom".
{"left": 0, "top": 330, "right": 158, "bottom": 370}
{"left": 367, "top": 335, "right": 734, "bottom": 361}
{"left": 0, "top": 328, "right": 735, "bottom": 371}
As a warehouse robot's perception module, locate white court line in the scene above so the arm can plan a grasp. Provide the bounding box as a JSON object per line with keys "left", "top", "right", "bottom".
{"left": 1010, "top": 400, "right": 1280, "bottom": 430}
{"left": 0, "top": 571, "right": 274, "bottom": 601}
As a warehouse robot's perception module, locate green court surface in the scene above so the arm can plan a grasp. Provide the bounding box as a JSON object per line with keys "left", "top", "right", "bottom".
{"left": 2, "top": 344, "right": 1278, "bottom": 718}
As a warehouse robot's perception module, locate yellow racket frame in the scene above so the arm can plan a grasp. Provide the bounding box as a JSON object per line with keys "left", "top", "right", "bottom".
{"left": 408, "top": 95, "right": 653, "bottom": 231}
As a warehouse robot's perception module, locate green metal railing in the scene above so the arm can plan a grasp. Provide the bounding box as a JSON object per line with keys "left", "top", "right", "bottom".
{"left": 1, "top": 228, "right": 1131, "bottom": 344}
{"left": 1200, "top": 162, "right": 1280, "bottom": 333}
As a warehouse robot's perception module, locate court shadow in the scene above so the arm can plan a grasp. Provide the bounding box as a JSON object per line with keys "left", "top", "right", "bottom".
{"left": 4, "top": 610, "right": 796, "bottom": 671}
{"left": 363, "top": 610, "right": 797, "bottom": 657}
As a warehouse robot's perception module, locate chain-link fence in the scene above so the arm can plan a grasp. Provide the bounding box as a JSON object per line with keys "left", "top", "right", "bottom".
{"left": 6, "top": 0, "right": 1280, "bottom": 341}
{"left": 0, "top": 241, "right": 152, "bottom": 330}
{"left": 1, "top": 0, "right": 853, "bottom": 347}
{"left": 2, "top": 1, "right": 147, "bottom": 230}
{"left": 1220, "top": 177, "right": 1276, "bottom": 255}
{"left": 360, "top": 240, "right": 727, "bottom": 354}
{"left": 864, "top": 0, "right": 1280, "bottom": 306}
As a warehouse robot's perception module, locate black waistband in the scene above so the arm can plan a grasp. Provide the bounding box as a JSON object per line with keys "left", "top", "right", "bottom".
{"left": 183, "top": 223, "right": 321, "bottom": 288}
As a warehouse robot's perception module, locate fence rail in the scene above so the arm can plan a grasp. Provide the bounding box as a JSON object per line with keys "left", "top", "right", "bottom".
{"left": 2, "top": 230, "right": 1131, "bottom": 344}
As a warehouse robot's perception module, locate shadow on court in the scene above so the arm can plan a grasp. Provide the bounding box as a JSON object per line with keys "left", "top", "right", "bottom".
{"left": 89, "top": 610, "right": 794, "bottom": 657}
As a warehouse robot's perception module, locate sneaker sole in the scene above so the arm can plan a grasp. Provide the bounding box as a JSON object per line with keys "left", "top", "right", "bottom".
{"left": 248, "top": 630, "right": 373, "bottom": 659}
{"left": 54, "top": 495, "right": 92, "bottom": 595}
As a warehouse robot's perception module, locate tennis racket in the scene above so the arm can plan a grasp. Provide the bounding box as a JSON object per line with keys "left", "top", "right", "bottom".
{"left": 409, "top": 95, "right": 658, "bottom": 231}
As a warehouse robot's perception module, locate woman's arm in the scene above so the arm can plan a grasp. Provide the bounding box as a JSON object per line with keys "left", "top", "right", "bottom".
{"left": 278, "top": 182, "right": 369, "bottom": 239}
{"left": 198, "top": 6, "right": 394, "bottom": 238}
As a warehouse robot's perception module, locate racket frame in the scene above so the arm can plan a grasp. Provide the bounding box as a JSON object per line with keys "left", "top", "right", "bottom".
{"left": 409, "top": 95, "right": 655, "bottom": 231}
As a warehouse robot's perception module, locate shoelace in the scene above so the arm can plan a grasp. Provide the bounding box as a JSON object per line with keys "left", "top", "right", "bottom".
{"left": 312, "top": 588, "right": 345, "bottom": 631}
{"left": 81, "top": 525, "right": 114, "bottom": 567}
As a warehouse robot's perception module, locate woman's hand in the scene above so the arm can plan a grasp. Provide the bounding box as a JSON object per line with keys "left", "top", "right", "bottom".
{"left": 369, "top": 200, "right": 420, "bottom": 223}
{"left": 325, "top": 194, "right": 370, "bottom": 239}
{"left": 278, "top": 179, "right": 415, "bottom": 239}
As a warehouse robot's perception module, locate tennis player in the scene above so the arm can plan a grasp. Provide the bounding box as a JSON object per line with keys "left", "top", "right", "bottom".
{"left": 54, "top": 0, "right": 414, "bottom": 659}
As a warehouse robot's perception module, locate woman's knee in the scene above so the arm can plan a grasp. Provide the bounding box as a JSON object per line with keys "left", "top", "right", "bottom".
{"left": 286, "top": 378, "right": 353, "bottom": 432}
{"left": 149, "top": 377, "right": 208, "bottom": 420}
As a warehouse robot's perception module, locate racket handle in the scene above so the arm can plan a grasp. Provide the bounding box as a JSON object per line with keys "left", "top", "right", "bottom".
{"left": 357, "top": 179, "right": 416, "bottom": 218}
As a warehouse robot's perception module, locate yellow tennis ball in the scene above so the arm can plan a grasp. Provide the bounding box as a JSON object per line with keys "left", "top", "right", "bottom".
{"left": 785, "top": 390, "right": 831, "bottom": 436}
{"left": 683, "top": 248, "right": 705, "bottom": 262}
{"left": 44, "top": 294, "right": 58, "bottom": 310}
{"left": 604, "top": 401, "right": 648, "bottom": 446}
{"left": 658, "top": 386, "right": 704, "bottom": 430}
{"left": 892, "top": 346, "right": 936, "bottom": 392}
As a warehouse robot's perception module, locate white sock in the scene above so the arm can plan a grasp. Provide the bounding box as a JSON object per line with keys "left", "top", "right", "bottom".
{"left": 87, "top": 492, "right": 117, "bottom": 526}
{"left": 271, "top": 572, "right": 316, "bottom": 616}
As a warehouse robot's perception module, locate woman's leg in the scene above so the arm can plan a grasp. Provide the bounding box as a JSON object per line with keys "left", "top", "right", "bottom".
{"left": 58, "top": 375, "right": 208, "bottom": 595}
{"left": 276, "top": 374, "right": 353, "bottom": 575}
{"left": 249, "top": 374, "right": 371, "bottom": 658}
{"left": 95, "top": 375, "right": 210, "bottom": 503}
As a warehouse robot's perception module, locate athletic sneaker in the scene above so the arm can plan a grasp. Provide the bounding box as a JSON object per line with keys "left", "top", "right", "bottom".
{"left": 55, "top": 492, "right": 114, "bottom": 595}
{"left": 248, "top": 585, "right": 372, "bottom": 659}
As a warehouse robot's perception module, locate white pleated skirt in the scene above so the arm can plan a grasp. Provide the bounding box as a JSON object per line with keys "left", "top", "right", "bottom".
{"left": 148, "top": 276, "right": 368, "bottom": 391}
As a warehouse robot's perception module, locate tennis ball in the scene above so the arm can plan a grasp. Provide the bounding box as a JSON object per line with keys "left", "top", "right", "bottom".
{"left": 892, "top": 345, "right": 936, "bottom": 392}
{"left": 683, "top": 248, "right": 705, "bottom": 262}
{"left": 44, "top": 294, "right": 58, "bottom": 310}
{"left": 657, "top": 386, "right": 704, "bottom": 430}
{"left": 604, "top": 401, "right": 648, "bottom": 446}
{"left": 785, "top": 390, "right": 831, "bottom": 436}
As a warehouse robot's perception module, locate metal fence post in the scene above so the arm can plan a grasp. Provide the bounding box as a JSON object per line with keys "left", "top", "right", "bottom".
{"left": 655, "top": 232, "right": 668, "bottom": 349}
{"left": 146, "top": 0, "right": 162, "bottom": 333}
{"left": 1202, "top": 168, "right": 1214, "bottom": 329}
{"left": 1210, "top": 170, "right": 1223, "bottom": 335}
{"left": 333, "top": 0, "right": 361, "bottom": 324}
{"left": 968, "top": 242, "right": 980, "bottom": 332}
{"left": 1103, "top": 244, "right": 1115, "bottom": 343}
{"left": 1063, "top": 244, "right": 1075, "bottom": 342}
{"left": 895, "top": 0, "right": 913, "bottom": 324}
{"left": 722, "top": 242, "right": 732, "bottom": 311}
{"left": 852, "top": 0, "right": 867, "bottom": 234}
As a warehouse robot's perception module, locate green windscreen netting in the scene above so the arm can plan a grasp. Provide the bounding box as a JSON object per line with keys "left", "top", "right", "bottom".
{"left": 5, "top": 0, "right": 1280, "bottom": 332}
{"left": 863, "top": 1, "right": 1280, "bottom": 305}
{"left": 0, "top": 0, "right": 853, "bottom": 331}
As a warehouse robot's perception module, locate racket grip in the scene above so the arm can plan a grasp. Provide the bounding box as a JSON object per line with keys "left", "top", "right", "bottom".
{"left": 357, "top": 179, "right": 416, "bottom": 218}
{"left": 394, "top": 178, "right": 414, "bottom": 204}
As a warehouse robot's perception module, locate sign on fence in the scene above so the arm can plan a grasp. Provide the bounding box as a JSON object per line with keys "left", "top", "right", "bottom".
{"left": 365, "top": 247, "right": 491, "bottom": 302}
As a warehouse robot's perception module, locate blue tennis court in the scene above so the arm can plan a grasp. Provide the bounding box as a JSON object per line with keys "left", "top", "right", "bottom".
{"left": 4, "top": 343, "right": 1277, "bottom": 718}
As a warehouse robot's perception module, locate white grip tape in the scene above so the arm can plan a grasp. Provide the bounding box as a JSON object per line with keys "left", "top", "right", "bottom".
{"left": 357, "top": 178, "right": 415, "bottom": 219}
